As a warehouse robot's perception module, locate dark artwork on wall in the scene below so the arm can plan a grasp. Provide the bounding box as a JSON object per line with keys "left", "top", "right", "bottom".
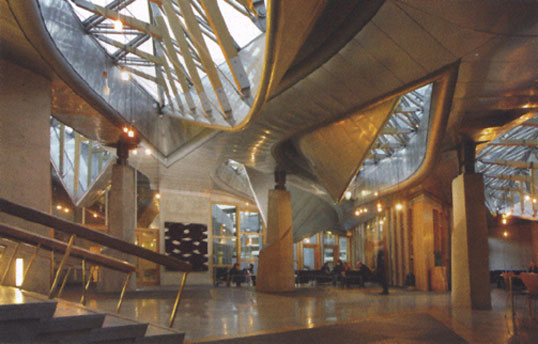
{"left": 164, "top": 222, "right": 208, "bottom": 271}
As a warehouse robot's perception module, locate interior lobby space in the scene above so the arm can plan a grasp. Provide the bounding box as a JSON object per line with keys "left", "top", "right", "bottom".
{"left": 1, "top": 0, "right": 538, "bottom": 343}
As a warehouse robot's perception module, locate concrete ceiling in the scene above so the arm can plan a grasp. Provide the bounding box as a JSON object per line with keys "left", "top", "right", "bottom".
{"left": 2, "top": 1, "right": 538, "bottom": 235}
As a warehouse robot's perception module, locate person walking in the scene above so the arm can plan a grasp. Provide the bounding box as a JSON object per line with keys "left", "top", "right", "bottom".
{"left": 377, "top": 246, "right": 389, "bottom": 295}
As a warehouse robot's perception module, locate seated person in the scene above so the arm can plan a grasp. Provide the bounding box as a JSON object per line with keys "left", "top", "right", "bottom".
{"left": 529, "top": 261, "right": 538, "bottom": 273}
{"left": 320, "top": 262, "right": 331, "bottom": 275}
{"left": 227, "top": 263, "right": 244, "bottom": 287}
{"left": 332, "top": 259, "right": 345, "bottom": 286}
{"left": 355, "top": 261, "right": 371, "bottom": 287}
{"left": 245, "top": 263, "right": 256, "bottom": 286}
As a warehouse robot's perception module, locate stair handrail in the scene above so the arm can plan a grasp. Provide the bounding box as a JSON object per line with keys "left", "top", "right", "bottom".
{"left": 0, "top": 198, "right": 190, "bottom": 271}
{"left": 0, "top": 197, "right": 191, "bottom": 327}
{"left": 0, "top": 222, "right": 135, "bottom": 310}
{"left": 0, "top": 223, "right": 136, "bottom": 273}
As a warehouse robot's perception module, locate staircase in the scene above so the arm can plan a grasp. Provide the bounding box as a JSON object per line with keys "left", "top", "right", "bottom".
{"left": 0, "top": 285, "right": 184, "bottom": 343}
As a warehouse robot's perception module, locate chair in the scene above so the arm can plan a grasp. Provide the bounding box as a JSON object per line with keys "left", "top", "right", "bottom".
{"left": 213, "top": 267, "right": 229, "bottom": 287}
{"left": 519, "top": 273, "right": 538, "bottom": 318}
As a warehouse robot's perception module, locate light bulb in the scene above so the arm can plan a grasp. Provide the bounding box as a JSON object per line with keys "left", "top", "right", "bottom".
{"left": 120, "top": 69, "right": 130, "bottom": 81}
{"left": 155, "top": 193, "right": 161, "bottom": 199}
{"left": 344, "top": 191, "right": 352, "bottom": 200}
{"left": 395, "top": 203, "right": 403, "bottom": 211}
{"left": 113, "top": 20, "right": 123, "bottom": 31}
{"left": 145, "top": 148, "right": 152, "bottom": 155}
{"left": 503, "top": 231, "right": 508, "bottom": 237}
{"left": 128, "top": 130, "right": 134, "bottom": 138}
{"left": 104, "top": 79, "right": 110, "bottom": 95}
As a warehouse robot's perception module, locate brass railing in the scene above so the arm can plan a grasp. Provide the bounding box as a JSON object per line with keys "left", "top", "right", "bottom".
{"left": 0, "top": 197, "right": 192, "bottom": 327}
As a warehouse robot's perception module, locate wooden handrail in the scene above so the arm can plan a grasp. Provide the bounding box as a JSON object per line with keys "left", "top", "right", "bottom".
{"left": 0, "top": 198, "right": 191, "bottom": 272}
{"left": 0, "top": 223, "right": 135, "bottom": 273}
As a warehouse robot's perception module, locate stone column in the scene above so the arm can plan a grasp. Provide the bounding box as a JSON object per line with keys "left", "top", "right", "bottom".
{"left": 409, "top": 194, "right": 435, "bottom": 291}
{"left": 451, "top": 173, "right": 491, "bottom": 309}
{"left": 0, "top": 60, "right": 52, "bottom": 293}
{"left": 98, "top": 144, "right": 136, "bottom": 292}
{"left": 256, "top": 170, "right": 295, "bottom": 292}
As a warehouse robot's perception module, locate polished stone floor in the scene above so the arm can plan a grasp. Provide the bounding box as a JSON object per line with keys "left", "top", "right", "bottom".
{"left": 62, "top": 284, "right": 538, "bottom": 343}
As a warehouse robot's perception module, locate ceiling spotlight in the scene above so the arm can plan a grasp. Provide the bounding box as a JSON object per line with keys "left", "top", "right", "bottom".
{"left": 123, "top": 127, "right": 129, "bottom": 133}
{"left": 56, "top": 205, "right": 62, "bottom": 210}
{"left": 503, "top": 231, "right": 508, "bottom": 237}
{"left": 379, "top": 220, "right": 384, "bottom": 225}
{"left": 355, "top": 210, "right": 360, "bottom": 216}
{"left": 502, "top": 218, "right": 507, "bottom": 225}
{"left": 395, "top": 203, "right": 403, "bottom": 211}
{"left": 363, "top": 208, "right": 368, "bottom": 213}
{"left": 533, "top": 198, "right": 537, "bottom": 204}
{"left": 155, "top": 193, "right": 161, "bottom": 199}
{"left": 120, "top": 69, "right": 130, "bottom": 81}
{"left": 524, "top": 195, "right": 530, "bottom": 201}
{"left": 113, "top": 19, "right": 123, "bottom": 31}
{"left": 93, "top": 213, "right": 98, "bottom": 218}
{"left": 131, "top": 149, "right": 137, "bottom": 155}
{"left": 374, "top": 191, "right": 379, "bottom": 197}
{"left": 145, "top": 148, "right": 152, "bottom": 155}
{"left": 127, "top": 130, "right": 134, "bottom": 138}
{"left": 64, "top": 208, "right": 70, "bottom": 213}
{"left": 344, "top": 191, "right": 352, "bottom": 200}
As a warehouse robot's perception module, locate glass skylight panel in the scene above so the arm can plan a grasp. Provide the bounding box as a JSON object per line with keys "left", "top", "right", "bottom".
{"left": 68, "top": 0, "right": 264, "bottom": 113}
{"left": 218, "top": 0, "right": 262, "bottom": 47}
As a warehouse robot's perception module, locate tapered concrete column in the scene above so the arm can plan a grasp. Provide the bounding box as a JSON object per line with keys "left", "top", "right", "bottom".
{"left": 451, "top": 173, "right": 491, "bottom": 309}
{"left": 0, "top": 60, "right": 51, "bottom": 293}
{"left": 256, "top": 170, "right": 295, "bottom": 292}
{"left": 98, "top": 163, "right": 136, "bottom": 292}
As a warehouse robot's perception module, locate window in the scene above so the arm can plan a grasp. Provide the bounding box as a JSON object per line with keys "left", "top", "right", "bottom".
{"left": 211, "top": 203, "right": 264, "bottom": 281}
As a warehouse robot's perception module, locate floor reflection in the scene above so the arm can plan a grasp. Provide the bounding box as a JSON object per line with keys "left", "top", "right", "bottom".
{"left": 61, "top": 285, "right": 537, "bottom": 342}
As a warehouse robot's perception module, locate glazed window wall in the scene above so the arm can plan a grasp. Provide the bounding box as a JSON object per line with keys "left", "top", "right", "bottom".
{"left": 212, "top": 204, "right": 263, "bottom": 278}
{"left": 296, "top": 232, "right": 350, "bottom": 270}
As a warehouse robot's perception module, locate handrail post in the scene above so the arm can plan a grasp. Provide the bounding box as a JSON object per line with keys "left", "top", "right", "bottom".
{"left": 81, "top": 265, "right": 96, "bottom": 305}
{"left": 57, "top": 266, "right": 73, "bottom": 298}
{"left": 81, "top": 259, "right": 86, "bottom": 299}
{"left": 50, "top": 249, "right": 55, "bottom": 286}
{"left": 1, "top": 242, "right": 21, "bottom": 285}
{"left": 115, "top": 272, "right": 131, "bottom": 314}
{"left": 49, "top": 234, "right": 76, "bottom": 299}
{"left": 21, "top": 243, "right": 41, "bottom": 289}
{"left": 169, "top": 272, "right": 188, "bottom": 328}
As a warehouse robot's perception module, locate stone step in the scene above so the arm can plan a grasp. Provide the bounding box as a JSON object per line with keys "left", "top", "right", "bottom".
{"left": 0, "top": 286, "right": 58, "bottom": 342}
{"left": 88, "top": 314, "right": 148, "bottom": 343}
{"left": 0, "top": 286, "right": 185, "bottom": 343}
{"left": 0, "top": 286, "right": 57, "bottom": 321}
{"left": 135, "top": 323, "right": 185, "bottom": 344}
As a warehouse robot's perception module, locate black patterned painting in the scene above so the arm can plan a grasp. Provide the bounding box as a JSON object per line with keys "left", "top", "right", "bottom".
{"left": 164, "top": 222, "right": 208, "bottom": 271}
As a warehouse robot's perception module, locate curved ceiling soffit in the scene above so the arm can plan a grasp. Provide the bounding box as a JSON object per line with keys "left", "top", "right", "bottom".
{"left": 298, "top": 97, "right": 400, "bottom": 202}
{"left": 211, "top": 162, "right": 254, "bottom": 202}
{"left": 275, "top": 63, "right": 459, "bottom": 203}
{"left": 242, "top": 167, "right": 342, "bottom": 241}
{"left": 288, "top": 183, "right": 343, "bottom": 242}
{"left": 7, "top": 0, "right": 330, "bottom": 153}
{"left": 272, "top": 0, "right": 385, "bottom": 99}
